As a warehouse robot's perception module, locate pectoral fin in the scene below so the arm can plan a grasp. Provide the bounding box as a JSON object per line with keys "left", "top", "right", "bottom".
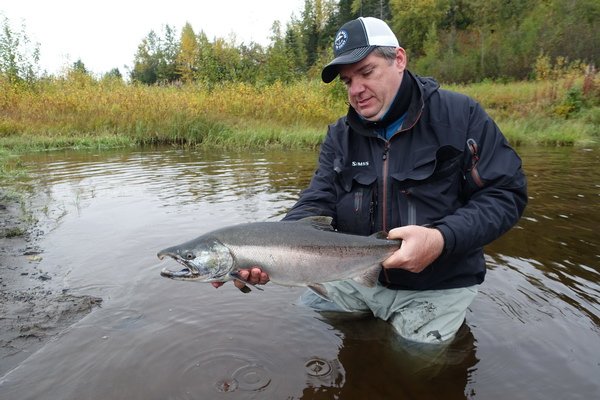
{"left": 229, "top": 271, "right": 264, "bottom": 292}
{"left": 238, "top": 285, "right": 252, "bottom": 294}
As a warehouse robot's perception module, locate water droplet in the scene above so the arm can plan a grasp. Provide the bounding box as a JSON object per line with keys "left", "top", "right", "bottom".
{"left": 304, "top": 358, "right": 332, "bottom": 377}
{"left": 231, "top": 364, "right": 271, "bottom": 391}
{"left": 214, "top": 378, "right": 238, "bottom": 392}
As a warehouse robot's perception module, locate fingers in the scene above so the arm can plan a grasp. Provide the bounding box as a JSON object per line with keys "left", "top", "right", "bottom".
{"left": 381, "top": 250, "right": 405, "bottom": 269}
{"left": 234, "top": 268, "right": 269, "bottom": 290}
{"left": 386, "top": 226, "right": 406, "bottom": 240}
{"left": 382, "top": 226, "right": 409, "bottom": 268}
{"left": 212, "top": 267, "right": 270, "bottom": 289}
{"left": 253, "top": 268, "right": 270, "bottom": 285}
{"left": 382, "top": 225, "right": 444, "bottom": 273}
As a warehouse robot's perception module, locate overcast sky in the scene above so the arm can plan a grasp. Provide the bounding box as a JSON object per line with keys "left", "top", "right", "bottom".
{"left": 1, "top": 0, "right": 303, "bottom": 76}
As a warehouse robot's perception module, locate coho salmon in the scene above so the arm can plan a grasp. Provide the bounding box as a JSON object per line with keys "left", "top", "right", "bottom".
{"left": 157, "top": 216, "right": 400, "bottom": 298}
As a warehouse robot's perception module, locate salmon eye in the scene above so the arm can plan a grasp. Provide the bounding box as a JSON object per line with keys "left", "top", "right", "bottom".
{"left": 185, "top": 252, "right": 195, "bottom": 260}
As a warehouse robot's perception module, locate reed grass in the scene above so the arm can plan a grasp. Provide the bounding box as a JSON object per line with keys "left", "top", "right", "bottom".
{"left": 0, "top": 72, "right": 598, "bottom": 154}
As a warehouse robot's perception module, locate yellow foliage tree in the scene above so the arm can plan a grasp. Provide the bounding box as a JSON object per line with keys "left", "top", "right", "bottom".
{"left": 176, "top": 22, "right": 199, "bottom": 83}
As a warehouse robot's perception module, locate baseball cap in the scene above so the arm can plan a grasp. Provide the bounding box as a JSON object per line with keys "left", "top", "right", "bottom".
{"left": 321, "top": 17, "right": 400, "bottom": 83}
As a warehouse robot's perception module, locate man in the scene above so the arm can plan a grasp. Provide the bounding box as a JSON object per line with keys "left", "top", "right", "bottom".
{"left": 215, "top": 17, "right": 527, "bottom": 343}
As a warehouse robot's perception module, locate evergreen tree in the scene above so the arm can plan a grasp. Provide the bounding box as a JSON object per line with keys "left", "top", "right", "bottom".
{"left": 351, "top": 0, "right": 391, "bottom": 19}
{"left": 265, "top": 21, "right": 297, "bottom": 83}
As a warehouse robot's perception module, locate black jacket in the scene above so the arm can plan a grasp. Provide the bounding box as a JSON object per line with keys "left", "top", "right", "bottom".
{"left": 284, "top": 71, "right": 527, "bottom": 290}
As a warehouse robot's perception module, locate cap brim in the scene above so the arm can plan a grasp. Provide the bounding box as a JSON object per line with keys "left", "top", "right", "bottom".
{"left": 321, "top": 46, "right": 376, "bottom": 83}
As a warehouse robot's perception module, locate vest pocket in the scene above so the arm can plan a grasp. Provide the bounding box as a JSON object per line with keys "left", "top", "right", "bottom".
{"left": 335, "top": 169, "right": 377, "bottom": 234}
{"left": 391, "top": 145, "right": 464, "bottom": 226}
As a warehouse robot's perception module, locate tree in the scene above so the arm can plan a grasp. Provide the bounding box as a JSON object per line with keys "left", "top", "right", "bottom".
{"left": 107, "top": 68, "right": 122, "bottom": 78}
{"left": 351, "top": 0, "right": 391, "bottom": 20}
{"left": 130, "top": 34, "right": 158, "bottom": 84}
{"left": 0, "top": 16, "right": 40, "bottom": 83}
{"left": 130, "top": 25, "right": 180, "bottom": 84}
{"left": 281, "top": 0, "right": 336, "bottom": 74}
{"left": 389, "top": 0, "right": 448, "bottom": 56}
{"left": 176, "top": 22, "right": 199, "bottom": 83}
{"left": 284, "top": 17, "right": 307, "bottom": 75}
{"left": 194, "top": 31, "right": 218, "bottom": 84}
{"left": 157, "top": 25, "right": 179, "bottom": 83}
{"left": 102, "top": 68, "right": 123, "bottom": 81}
{"left": 237, "top": 41, "right": 266, "bottom": 84}
{"left": 211, "top": 36, "right": 243, "bottom": 82}
{"left": 71, "top": 59, "right": 88, "bottom": 74}
{"left": 264, "top": 21, "right": 297, "bottom": 83}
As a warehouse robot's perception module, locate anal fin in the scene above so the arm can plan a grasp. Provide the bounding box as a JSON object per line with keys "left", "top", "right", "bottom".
{"left": 308, "top": 283, "right": 331, "bottom": 301}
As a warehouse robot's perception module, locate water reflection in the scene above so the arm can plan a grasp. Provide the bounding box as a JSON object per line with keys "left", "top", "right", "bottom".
{"left": 0, "top": 146, "right": 598, "bottom": 399}
{"left": 488, "top": 147, "right": 599, "bottom": 329}
{"left": 299, "top": 315, "right": 478, "bottom": 400}
{"left": 20, "top": 148, "right": 315, "bottom": 222}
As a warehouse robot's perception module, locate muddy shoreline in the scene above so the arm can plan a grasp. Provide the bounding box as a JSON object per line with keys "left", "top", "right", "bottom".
{"left": 0, "top": 192, "right": 102, "bottom": 377}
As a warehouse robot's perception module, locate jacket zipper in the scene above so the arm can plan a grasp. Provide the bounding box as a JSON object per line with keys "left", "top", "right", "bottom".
{"left": 403, "top": 189, "right": 416, "bottom": 225}
{"left": 381, "top": 141, "right": 391, "bottom": 233}
{"left": 381, "top": 89, "right": 425, "bottom": 232}
{"left": 353, "top": 190, "right": 362, "bottom": 212}
{"left": 369, "top": 190, "right": 377, "bottom": 232}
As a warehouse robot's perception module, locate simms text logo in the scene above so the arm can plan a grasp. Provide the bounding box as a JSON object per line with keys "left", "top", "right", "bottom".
{"left": 352, "top": 161, "right": 370, "bottom": 167}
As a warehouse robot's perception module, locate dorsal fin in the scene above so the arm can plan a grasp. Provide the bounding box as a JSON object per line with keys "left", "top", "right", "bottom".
{"left": 369, "top": 231, "right": 388, "bottom": 240}
{"left": 297, "top": 216, "right": 335, "bottom": 231}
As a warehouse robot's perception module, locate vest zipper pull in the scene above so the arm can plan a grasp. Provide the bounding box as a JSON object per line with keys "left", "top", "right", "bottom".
{"left": 382, "top": 142, "right": 390, "bottom": 161}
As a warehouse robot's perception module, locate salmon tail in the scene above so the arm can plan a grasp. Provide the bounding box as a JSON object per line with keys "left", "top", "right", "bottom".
{"left": 352, "top": 264, "right": 382, "bottom": 288}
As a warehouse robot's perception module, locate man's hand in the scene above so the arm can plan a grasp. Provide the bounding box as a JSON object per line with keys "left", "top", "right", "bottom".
{"left": 211, "top": 267, "right": 270, "bottom": 289}
{"left": 382, "top": 225, "right": 445, "bottom": 273}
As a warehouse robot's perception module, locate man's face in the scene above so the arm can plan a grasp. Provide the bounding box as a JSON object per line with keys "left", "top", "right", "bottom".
{"left": 339, "top": 48, "right": 406, "bottom": 121}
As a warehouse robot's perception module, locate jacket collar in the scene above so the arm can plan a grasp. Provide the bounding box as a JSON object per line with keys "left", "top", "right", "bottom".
{"left": 346, "top": 70, "right": 439, "bottom": 138}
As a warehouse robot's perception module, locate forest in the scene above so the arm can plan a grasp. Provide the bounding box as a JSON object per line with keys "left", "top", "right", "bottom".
{"left": 1, "top": 0, "right": 599, "bottom": 85}
{"left": 129, "top": 0, "right": 600, "bottom": 85}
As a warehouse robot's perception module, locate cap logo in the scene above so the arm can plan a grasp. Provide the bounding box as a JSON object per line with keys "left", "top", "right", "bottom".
{"left": 334, "top": 30, "right": 348, "bottom": 52}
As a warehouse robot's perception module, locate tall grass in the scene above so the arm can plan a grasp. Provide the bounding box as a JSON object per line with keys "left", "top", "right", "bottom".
{"left": 0, "top": 74, "right": 347, "bottom": 150}
{"left": 449, "top": 74, "right": 599, "bottom": 145}
{"left": 0, "top": 70, "right": 598, "bottom": 152}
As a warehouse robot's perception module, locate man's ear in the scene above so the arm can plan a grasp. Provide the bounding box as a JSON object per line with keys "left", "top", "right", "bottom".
{"left": 395, "top": 47, "right": 408, "bottom": 70}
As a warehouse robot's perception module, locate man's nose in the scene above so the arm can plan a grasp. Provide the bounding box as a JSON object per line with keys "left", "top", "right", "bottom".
{"left": 348, "top": 78, "right": 365, "bottom": 96}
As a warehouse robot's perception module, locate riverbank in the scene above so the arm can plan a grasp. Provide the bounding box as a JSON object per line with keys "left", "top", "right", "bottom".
{"left": 0, "top": 190, "right": 102, "bottom": 377}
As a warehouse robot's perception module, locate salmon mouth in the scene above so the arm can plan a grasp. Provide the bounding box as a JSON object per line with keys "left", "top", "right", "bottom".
{"left": 158, "top": 254, "right": 202, "bottom": 280}
{"left": 160, "top": 266, "right": 199, "bottom": 279}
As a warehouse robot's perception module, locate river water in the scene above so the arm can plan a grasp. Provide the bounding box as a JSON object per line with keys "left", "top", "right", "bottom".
{"left": 0, "top": 145, "right": 598, "bottom": 399}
